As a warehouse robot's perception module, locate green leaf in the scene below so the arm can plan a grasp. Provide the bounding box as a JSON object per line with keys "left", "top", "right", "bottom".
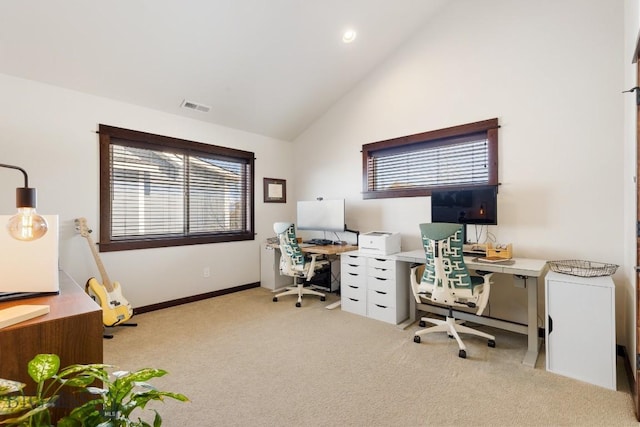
{"left": 0, "top": 403, "right": 51, "bottom": 425}
{"left": 62, "top": 374, "right": 98, "bottom": 388}
{"left": 27, "top": 354, "right": 60, "bottom": 383}
{"left": 56, "top": 416, "right": 83, "bottom": 427}
{"left": 0, "top": 395, "right": 38, "bottom": 415}
{"left": 152, "top": 410, "right": 162, "bottom": 427}
{"left": 58, "top": 364, "right": 111, "bottom": 380}
{"left": 0, "top": 379, "right": 25, "bottom": 396}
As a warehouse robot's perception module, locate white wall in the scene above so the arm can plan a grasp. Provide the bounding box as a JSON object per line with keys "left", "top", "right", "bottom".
{"left": 294, "top": 0, "right": 627, "bottom": 330}
{"left": 0, "top": 73, "right": 294, "bottom": 307}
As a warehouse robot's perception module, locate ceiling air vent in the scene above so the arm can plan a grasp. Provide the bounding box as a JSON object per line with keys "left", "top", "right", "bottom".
{"left": 180, "top": 100, "right": 211, "bottom": 113}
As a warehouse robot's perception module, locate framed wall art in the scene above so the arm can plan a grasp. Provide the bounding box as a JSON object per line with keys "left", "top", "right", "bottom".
{"left": 263, "top": 178, "right": 286, "bottom": 203}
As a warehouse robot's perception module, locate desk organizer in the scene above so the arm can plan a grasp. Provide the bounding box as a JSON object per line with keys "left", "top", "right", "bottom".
{"left": 548, "top": 260, "right": 618, "bottom": 277}
{"left": 486, "top": 244, "right": 512, "bottom": 259}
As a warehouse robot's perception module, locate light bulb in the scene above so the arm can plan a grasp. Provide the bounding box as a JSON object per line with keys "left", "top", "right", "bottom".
{"left": 7, "top": 207, "right": 48, "bottom": 241}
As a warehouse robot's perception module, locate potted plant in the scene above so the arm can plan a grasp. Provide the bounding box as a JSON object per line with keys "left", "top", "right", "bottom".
{"left": 0, "top": 354, "right": 188, "bottom": 427}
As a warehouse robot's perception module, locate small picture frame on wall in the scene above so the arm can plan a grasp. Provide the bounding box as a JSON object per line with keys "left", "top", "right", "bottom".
{"left": 263, "top": 178, "right": 286, "bottom": 203}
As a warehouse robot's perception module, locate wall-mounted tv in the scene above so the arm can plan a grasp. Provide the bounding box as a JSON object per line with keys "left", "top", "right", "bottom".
{"left": 431, "top": 185, "right": 498, "bottom": 225}
{"left": 297, "top": 199, "right": 345, "bottom": 232}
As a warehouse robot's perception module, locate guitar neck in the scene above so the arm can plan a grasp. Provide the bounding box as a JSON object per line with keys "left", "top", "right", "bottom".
{"left": 83, "top": 235, "right": 114, "bottom": 292}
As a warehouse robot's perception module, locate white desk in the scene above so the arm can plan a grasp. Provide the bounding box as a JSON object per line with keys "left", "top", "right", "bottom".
{"left": 392, "top": 249, "right": 548, "bottom": 367}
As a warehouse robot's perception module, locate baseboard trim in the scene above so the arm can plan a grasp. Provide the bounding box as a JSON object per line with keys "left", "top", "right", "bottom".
{"left": 133, "top": 282, "right": 260, "bottom": 315}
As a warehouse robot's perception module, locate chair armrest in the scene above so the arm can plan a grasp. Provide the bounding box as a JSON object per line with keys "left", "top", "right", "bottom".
{"left": 305, "top": 253, "right": 327, "bottom": 281}
{"left": 474, "top": 272, "right": 493, "bottom": 316}
{"left": 409, "top": 264, "right": 426, "bottom": 304}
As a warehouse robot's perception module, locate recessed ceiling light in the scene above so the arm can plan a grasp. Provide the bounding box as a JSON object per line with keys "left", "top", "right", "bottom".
{"left": 342, "top": 29, "right": 357, "bottom": 43}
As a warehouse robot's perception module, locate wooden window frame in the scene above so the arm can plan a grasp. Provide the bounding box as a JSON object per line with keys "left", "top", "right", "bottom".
{"left": 362, "top": 118, "right": 499, "bottom": 199}
{"left": 98, "top": 124, "right": 255, "bottom": 252}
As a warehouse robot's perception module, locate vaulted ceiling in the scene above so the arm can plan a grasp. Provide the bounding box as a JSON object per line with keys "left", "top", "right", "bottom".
{"left": 0, "top": 1, "right": 447, "bottom": 141}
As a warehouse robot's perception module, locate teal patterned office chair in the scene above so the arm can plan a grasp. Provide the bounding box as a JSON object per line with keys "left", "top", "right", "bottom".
{"left": 409, "top": 222, "right": 495, "bottom": 358}
{"left": 272, "top": 222, "right": 328, "bottom": 307}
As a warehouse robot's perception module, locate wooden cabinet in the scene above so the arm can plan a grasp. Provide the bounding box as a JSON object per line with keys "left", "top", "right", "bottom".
{"left": 341, "top": 251, "right": 408, "bottom": 325}
{"left": 545, "top": 271, "right": 616, "bottom": 390}
{"left": 0, "top": 271, "right": 103, "bottom": 420}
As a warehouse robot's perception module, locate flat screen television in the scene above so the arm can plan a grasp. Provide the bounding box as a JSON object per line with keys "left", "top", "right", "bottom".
{"left": 431, "top": 185, "right": 498, "bottom": 226}
{"left": 297, "top": 199, "right": 345, "bottom": 232}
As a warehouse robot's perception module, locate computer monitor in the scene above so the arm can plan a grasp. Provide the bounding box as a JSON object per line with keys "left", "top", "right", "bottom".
{"left": 431, "top": 185, "right": 498, "bottom": 225}
{"left": 296, "top": 199, "right": 345, "bottom": 232}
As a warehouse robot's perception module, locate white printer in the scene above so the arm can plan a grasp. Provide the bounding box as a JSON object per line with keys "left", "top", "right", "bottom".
{"left": 358, "top": 231, "right": 401, "bottom": 255}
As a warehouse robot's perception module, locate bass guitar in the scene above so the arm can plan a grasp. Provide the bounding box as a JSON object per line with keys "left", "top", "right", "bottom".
{"left": 75, "top": 217, "right": 133, "bottom": 327}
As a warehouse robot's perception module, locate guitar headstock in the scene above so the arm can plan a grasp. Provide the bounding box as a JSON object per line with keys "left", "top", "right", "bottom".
{"left": 74, "top": 217, "right": 92, "bottom": 237}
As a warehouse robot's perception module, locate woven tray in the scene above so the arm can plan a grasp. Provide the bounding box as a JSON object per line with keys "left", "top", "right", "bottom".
{"left": 547, "top": 260, "right": 618, "bottom": 277}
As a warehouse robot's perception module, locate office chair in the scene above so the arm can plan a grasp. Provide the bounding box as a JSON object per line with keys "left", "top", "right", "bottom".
{"left": 272, "top": 222, "right": 328, "bottom": 307}
{"left": 410, "top": 222, "right": 495, "bottom": 358}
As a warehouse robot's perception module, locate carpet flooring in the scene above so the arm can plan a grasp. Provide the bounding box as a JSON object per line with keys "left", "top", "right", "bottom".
{"left": 104, "top": 287, "right": 636, "bottom": 426}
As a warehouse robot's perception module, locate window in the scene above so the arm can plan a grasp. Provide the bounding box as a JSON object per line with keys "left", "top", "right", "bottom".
{"left": 362, "top": 118, "right": 499, "bottom": 199}
{"left": 98, "top": 125, "right": 255, "bottom": 251}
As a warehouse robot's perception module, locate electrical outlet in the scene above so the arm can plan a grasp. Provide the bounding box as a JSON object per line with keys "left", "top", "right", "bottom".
{"left": 203, "top": 267, "right": 210, "bottom": 278}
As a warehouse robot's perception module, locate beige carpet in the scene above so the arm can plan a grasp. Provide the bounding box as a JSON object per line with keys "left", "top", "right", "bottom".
{"left": 104, "top": 287, "right": 636, "bottom": 426}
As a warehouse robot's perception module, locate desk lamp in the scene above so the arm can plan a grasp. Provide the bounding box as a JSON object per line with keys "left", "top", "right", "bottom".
{"left": 0, "top": 163, "right": 48, "bottom": 241}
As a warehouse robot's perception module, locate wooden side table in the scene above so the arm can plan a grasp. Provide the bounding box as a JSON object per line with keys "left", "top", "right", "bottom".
{"left": 0, "top": 271, "right": 103, "bottom": 421}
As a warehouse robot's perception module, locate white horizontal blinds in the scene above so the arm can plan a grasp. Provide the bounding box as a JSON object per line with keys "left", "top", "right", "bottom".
{"left": 110, "top": 144, "right": 185, "bottom": 239}
{"left": 369, "top": 136, "right": 489, "bottom": 191}
{"left": 110, "top": 144, "right": 250, "bottom": 240}
{"left": 188, "top": 155, "right": 249, "bottom": 234}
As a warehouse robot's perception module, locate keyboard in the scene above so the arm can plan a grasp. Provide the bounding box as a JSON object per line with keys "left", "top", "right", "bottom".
{"left": 304, "top": 239, "right": 334, "bottom": 246}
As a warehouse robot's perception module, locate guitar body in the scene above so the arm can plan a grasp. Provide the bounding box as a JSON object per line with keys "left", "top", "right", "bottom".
{"left": 75, "top": 217, "right": 135, "bottom": 329}
{"left": 86, "top": 277, "right": 133, "bottom": 327}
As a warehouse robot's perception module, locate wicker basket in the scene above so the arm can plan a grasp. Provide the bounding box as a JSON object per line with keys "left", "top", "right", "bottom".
{"left": 547, "top": 260, "right": 618, "bottom": 277}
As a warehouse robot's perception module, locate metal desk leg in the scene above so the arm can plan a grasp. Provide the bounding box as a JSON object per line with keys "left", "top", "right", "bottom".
{"left": 522, "top": 275, "right": 541, "bottom": 367}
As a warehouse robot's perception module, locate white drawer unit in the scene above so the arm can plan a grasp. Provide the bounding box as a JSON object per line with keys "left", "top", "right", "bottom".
{"left": 545, "top": 271, "right": 616, "bottom": 390}
{"left": 340, "top": 253, "right": 367, "bottom": 316}
{"left": 340, "top": 251, "right": 408, "bottom": 325}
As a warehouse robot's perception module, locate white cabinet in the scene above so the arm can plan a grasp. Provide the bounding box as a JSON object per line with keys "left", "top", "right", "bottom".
{"left": 260, "top": 243, "right": 291, "bottom": 291}
{"left": 340, "top": 251, "right": 408, "bottom": 325}
{"left": 545, "top": 271, "right": 616, "bottom": 390}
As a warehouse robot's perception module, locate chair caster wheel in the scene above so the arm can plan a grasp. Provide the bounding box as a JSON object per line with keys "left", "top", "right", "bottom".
{"left": 295, "top": 302, "right": 301, "bottom": 307}
{"left": 488, "top": 339, "right": 496, "bottom": 348}
{"left": 413, "top": 335, "right": 421, "bottom": 343}
{"left": 272, "top": 297, "right": 278, "bottom": 302}
{"left": 458, "top": 349, "right": 467, "bottom": 359}
{"left": 419, "top": 320, "right": 426, "bottom": 327}
{"left": 320, "top": 296, "right": 326, "bottom": 301}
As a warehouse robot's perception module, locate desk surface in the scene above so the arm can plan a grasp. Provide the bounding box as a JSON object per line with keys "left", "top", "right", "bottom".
{"left": 302, "top": 244, "right": 358, "bottom": 255}
{"left": 267, "top": 242, "right": 358, "bottom": 256}
{"left": 392, "top": 249, "right": 548, "bottom": 277}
